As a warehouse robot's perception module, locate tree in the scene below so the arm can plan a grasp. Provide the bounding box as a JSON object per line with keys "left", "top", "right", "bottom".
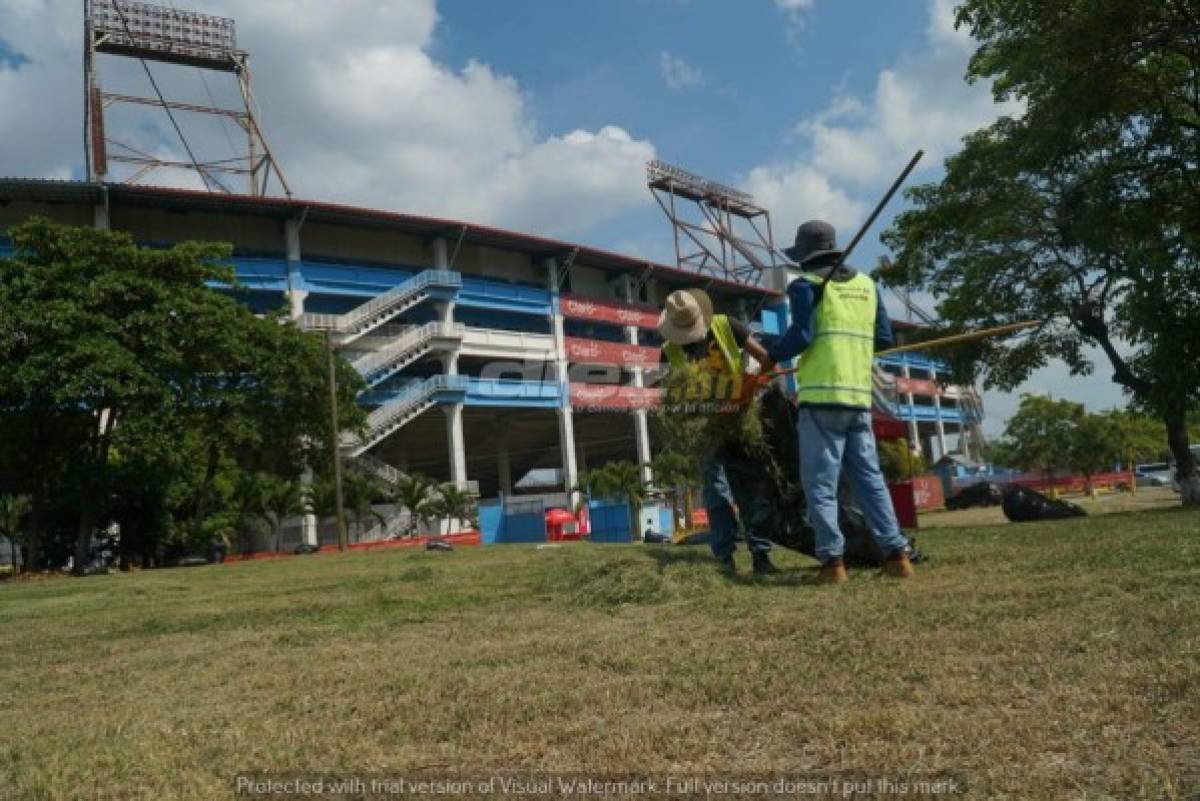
{"left": 341, "top": 471, "right": 387, "bottom": 542}
{"left": 881, "top": 1, "right": 1200, "bottom": 505}
{"left": 0, "top": 494, "right": 31, "bottom": 574}
{"left": 994, "top": 395, "right": 1082, "bottom": 478}
{"left": 260, "top": 476, "right": 306, "bottom": 553}
{"left": 579, "top": 461, "right": 650, "bottom": 542}
{"left": 650, "top": 452, "right": 700, "bottom": 535}
{"left": 390, "top": 473, "right": 436, "bottom": 537}
{"left": 1068, "top": 413, "right": 1122, "bottom": 494}
{"left": 877, "top": 440, "right": 929, "bottom": 482}
{"left": 428, "top": 483, "right": 477, "bottom": 533}
{"left": 0, "top": 218, "right": 366, "bottom": 571}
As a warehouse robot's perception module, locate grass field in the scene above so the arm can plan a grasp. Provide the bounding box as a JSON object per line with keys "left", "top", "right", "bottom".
{"left": 2, "top": 508, "right": 1198, "bottom": 800}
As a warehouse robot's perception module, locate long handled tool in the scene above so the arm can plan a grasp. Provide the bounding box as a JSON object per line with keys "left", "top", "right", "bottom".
{"left": 763, "top": 319, "right": 1042, "bottom": 378}
{"left": 815, "top": 149, "right": 924, "bottom": 289}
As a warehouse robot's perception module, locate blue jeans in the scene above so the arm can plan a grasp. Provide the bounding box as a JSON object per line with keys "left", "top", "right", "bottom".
{"left": 702, "top": 457, "right": 773, "bottom": 560}
{"left": 797, "top": 407, "right": 907, "bottom": 564}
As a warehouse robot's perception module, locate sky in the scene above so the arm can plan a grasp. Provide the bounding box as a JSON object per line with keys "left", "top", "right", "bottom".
{"left": 0, "top": 0, "right": 1131, "bottom": 433}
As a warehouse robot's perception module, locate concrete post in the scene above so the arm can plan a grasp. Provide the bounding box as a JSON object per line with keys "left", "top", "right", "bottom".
{"left": 620, "top": 276, "right": 653, "bottom": 484}
{"left": 902, "top": 361, "right": 922, "bottom": 459}
{"left": 930, "top": 366, "right": 948, "bottom": 457}
{"left": 285, "top": 217, "right": 307, "bottom": 319}
{"left": 556, "top": 406, "right": 579, "bottom": 499}
{"left": 444, "top": 403, "right": 467, "bottom": 488}
{"left": 300, "top": 466, "right": 318, "bottom": 546}
{"left": 432, "top": 237, "right": 449, "bottom": 270}
{"left": 442, "top": 350, "right": 459, "bottom": 376}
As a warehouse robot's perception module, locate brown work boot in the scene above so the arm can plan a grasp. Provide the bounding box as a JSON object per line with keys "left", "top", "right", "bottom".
{"left": 816, "top": 558, "right": 848, "bottom": 584}
{"left": 882, "top": 549, "right": 914, "bottom": 579}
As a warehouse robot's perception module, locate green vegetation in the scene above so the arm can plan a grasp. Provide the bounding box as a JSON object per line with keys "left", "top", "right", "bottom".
{"left": 577, "top": 460, "right": 650, "bottom": 540}
{"left": 0, "top": 218, "right": 366, "bottom": 572}
{"left": 1, "top": 510, "right": 1197, "bottom": 799}
{"left": 989, "top": 395, "right": 1173, "bottom": 489}
{"left": 881, "top": 0, "right": 1200, "bottom": 504}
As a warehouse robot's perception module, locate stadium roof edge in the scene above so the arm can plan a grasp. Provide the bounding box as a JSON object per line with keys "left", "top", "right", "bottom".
{"left": 0, "top": 178, "right": 781, "bottom": 300}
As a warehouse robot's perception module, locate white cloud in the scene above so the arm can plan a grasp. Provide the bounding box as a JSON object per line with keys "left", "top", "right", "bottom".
{"left": 774, "top": 0, "right": 816, "bottom": 35}
{"left": 659, "top": 51, "right": 705, "bottom": 91}
{"left": 0, "top": 0, "right": 655, "bottom": 239}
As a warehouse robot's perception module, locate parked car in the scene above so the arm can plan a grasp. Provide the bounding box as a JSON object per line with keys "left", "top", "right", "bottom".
{"left": 1135, "top": 463, "right": 1175, "bottom": 488}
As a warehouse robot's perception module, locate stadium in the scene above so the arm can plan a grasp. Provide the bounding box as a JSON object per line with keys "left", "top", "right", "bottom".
{"left": 0, "top": 177, "right": 983, "bottom": 543}
{"left": 0, "top": 0, "right": 983, "bottom": 546}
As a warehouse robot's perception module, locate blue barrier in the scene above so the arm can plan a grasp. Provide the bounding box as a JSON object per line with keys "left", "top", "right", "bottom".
{"left": 588, "top": 500, "right": 632, "bottom": 543}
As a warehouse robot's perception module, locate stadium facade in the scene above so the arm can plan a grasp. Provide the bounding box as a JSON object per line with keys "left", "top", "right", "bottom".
{"left": 0, "top": 178, "right": 982, "bottom": 506}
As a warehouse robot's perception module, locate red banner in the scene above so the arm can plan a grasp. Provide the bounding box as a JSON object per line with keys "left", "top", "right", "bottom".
{"left": 911, "top": 475, "right": 946, "bottom": 511}
{"left": 895, "top": 377, "right": 941, "bottom": 396}
{"left": 569, "top": 383, "right": 662, "bottom": 410}
{"left": 564, "top": 337, "right": 660, "bottom": 367}
{"left": 560, "top": 293, "right": 660, "bottom": 329}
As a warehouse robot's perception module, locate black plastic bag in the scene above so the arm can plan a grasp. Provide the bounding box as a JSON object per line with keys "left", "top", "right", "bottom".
{"left": 1001, "top": 485, "right": 1086, "bottom": 522}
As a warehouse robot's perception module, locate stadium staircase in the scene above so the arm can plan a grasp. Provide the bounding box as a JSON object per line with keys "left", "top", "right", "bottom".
{"left": 344, "top": 374, "right": 469, "bottom": 457}
{"left": 352, "top": 322, "right": 462, "bottom": 387}
{"left": 298, "top": 269, "right": 461, "bottom": 345}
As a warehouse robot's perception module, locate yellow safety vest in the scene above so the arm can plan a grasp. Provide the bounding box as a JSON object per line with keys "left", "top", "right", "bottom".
{"left": 795, "top": 271, "right": 876, "bottom": 408}
{"left": 663, "top": 314, "right": 743, "bottom": 402}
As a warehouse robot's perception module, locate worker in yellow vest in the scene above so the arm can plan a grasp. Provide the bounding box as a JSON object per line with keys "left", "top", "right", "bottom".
{"left": 658, "top": 288, "right": 779, "bottom": 575}
{"left": 767, "top": 220, "right": 914, "bottom": 582}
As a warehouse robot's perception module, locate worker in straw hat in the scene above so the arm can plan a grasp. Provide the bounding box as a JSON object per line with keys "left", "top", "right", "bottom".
{"left": 767, "top": 220, "right": 914, "bottom": 583}
{"left": 657, "top": 287, "right": 779, "bottom": 575}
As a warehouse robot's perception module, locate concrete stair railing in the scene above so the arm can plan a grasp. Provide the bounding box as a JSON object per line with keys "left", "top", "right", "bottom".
{"left": 352, "top": 322, "right": 462, "bottom": 387}
{"left": 298, "top": 270, "right": 461, "bottom": 346}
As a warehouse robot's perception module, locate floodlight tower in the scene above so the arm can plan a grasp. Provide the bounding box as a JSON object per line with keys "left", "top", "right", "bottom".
{"left": 83, "top": 0, "right": 290, "bottom": 196}
{"left": 647, "top": 160, "right": 780, "bottom": 287}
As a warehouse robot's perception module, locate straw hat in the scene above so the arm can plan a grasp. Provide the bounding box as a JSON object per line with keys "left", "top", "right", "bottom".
{"left": 657, "top": 288, "right": 714, "bottom": 345}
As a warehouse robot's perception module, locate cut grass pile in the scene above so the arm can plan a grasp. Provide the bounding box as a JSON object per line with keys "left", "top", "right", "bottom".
{"left": 2, "top": 508, "right": 1198, "bottom": 800}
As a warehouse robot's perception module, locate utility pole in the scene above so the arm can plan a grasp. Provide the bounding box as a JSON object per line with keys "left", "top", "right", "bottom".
{"left": 325, "top": 331, "right": 349, "bottom": 552}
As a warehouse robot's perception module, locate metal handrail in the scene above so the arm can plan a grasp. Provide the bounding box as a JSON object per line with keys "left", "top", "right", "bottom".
{"left": 298, "top": 270, "right": 461, "bottom": 334}
{"left": 353, "top": 322, "right": 461, "bottom": 379}
{"left": 359, "top": 374, "right": 469, "bottom": 441}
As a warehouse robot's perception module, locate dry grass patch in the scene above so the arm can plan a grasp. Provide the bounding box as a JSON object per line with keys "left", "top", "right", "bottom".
{"left": 2, "top": 508, "right": 1198, "bottom": 799}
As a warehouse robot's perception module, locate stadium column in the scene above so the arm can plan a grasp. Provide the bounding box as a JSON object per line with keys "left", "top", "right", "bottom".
{"left": 930, "top": 365, "right": 948, "bottom": 459}
{"left": 544, "top": 257, "right": 579, "bottom": 503}
{"left": 620, "top": 275, "right": 653, "bottom": 485}
{"left": 285, "top": 214, "right": 318, "bottom": 544}
{"left": 902, "top": 361, "right": 922, "bottom": 459}
{"left": 285, "top": 217, "right": 308, "bottom": 319}
{"left": 444, "top": 403, "right": 468, "bottom": 489}
{"left": 431, "top": 236, "right": 457, "bottom": 329}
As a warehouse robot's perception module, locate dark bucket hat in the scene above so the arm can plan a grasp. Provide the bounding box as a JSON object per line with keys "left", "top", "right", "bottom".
{"left": 783, "top": 220, "right": 844, "bottom": 265}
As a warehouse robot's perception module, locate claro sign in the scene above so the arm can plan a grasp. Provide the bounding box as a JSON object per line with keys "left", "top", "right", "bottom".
{"left": 560, "top": 294, "right": 659, "bottom": 329}
{"left": 564, "top": 337, "right": 660, "bottom": 367}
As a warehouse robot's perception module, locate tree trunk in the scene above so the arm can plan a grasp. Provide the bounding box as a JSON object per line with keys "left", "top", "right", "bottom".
{"left": 25, "top": 485, "right": 45, "bottom": 573}
{"left": 191, "top": 441, "right": 221, "bottom": 533}
{"left": 73, "top": 506, "right": 98, "bottom": 576}
{"left": 1165, "top": 411, "right": 1200, "bottom": 507}
{"left": 9, "top": 537, "right": 16, "bottom": 576}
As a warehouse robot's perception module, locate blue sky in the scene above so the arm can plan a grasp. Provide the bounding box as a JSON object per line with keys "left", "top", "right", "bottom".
{"left": 0, "top": 0, "right": 1131, "bottom": 431}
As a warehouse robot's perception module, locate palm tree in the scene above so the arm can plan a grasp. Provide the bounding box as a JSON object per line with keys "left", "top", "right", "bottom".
{"left": 651, "top": 452, "right": 699, "bottom": 537}
{"left": 579, "top": 461, "right": 650, "bottom": 541}
{"left": 341, "top": 471, "right": 388, "bottom": 542}
{"left": 232, "top": 471, "right": 270, "bottom": 554}
{"left": 0, "top": 494, "right": 32, "bottom": 575}
{"left": 260, "top": 476, "right": 306, "bottom": 553}
{"left": 429, "top": 483, "right": 477, "bottom": 533}
{"left": 390, "top": 472, "right": 436, "bottom": 537}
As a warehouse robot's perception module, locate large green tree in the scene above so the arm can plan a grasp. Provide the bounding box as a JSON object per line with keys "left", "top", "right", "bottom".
{"left": 0, "top": 218, "right": 365, "bottom": 570}
{"left": 881, "top": 0, "right": 1200, "bottom": 505}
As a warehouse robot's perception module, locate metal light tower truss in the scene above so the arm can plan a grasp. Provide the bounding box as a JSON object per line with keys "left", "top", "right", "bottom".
{"left": 647, "top": 160, "right": 779, "bottom": 287}
{"left": 84, "top": 0, "right": 290, "bottom": 196}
